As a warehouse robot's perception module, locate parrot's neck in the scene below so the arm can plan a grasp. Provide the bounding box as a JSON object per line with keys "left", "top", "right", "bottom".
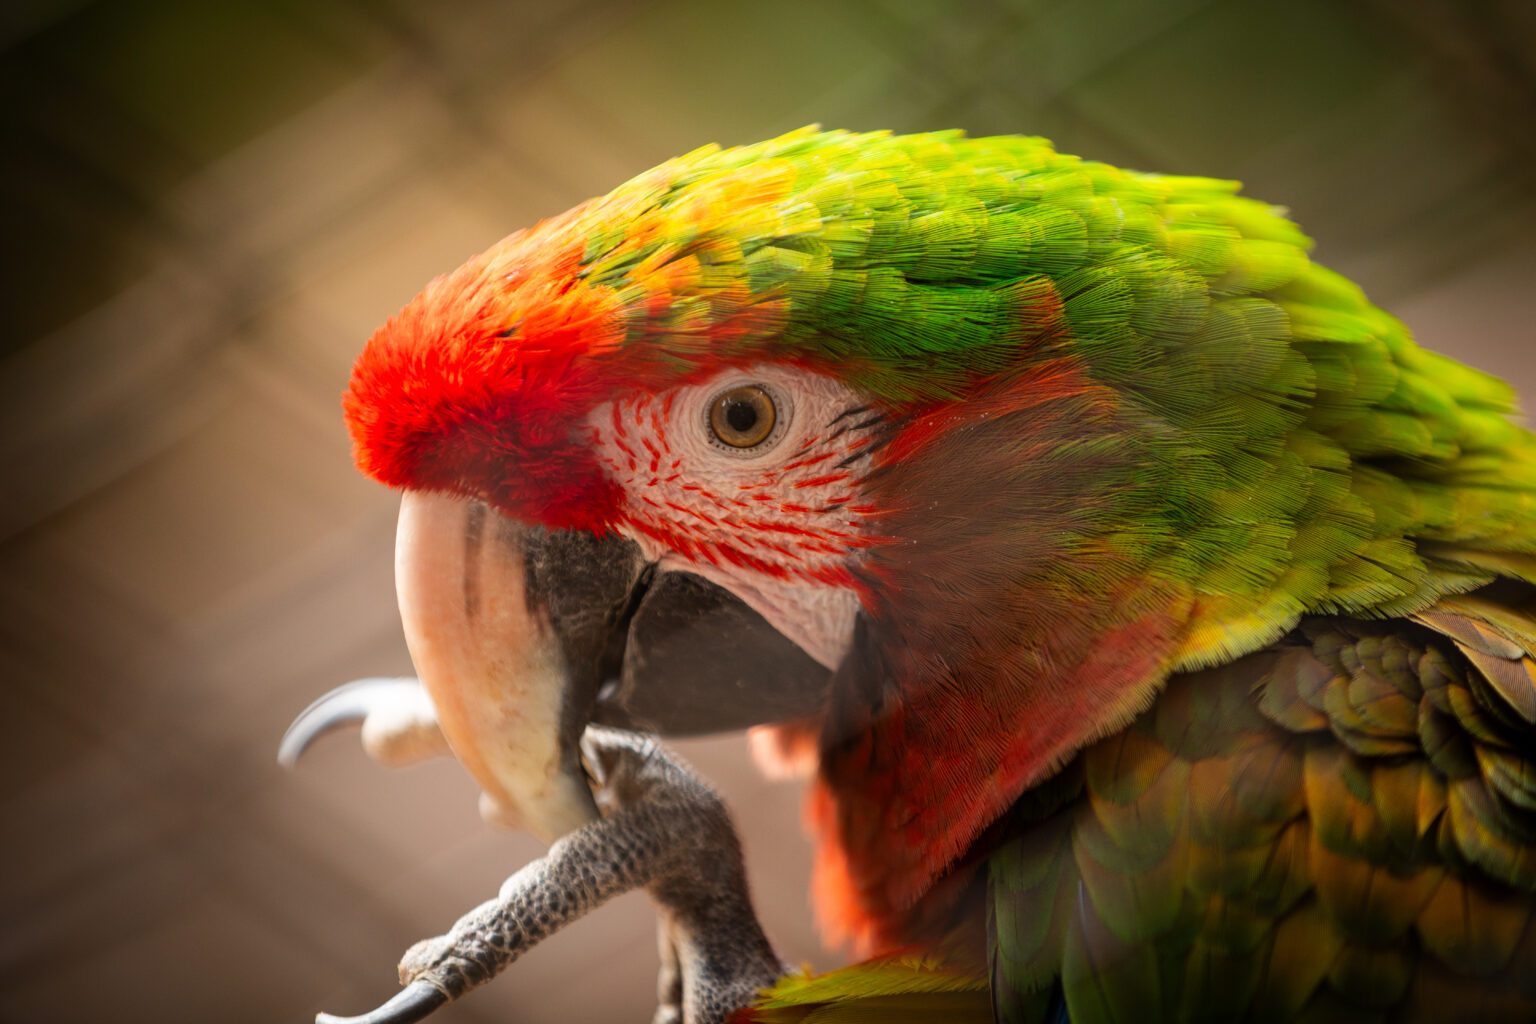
{"left": 807, "top": 361, "right": 1201, "bottom": 953}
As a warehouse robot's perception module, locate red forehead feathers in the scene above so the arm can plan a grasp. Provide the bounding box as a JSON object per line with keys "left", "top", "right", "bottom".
{"left": 343, "top": 202, "right": 644, "bottom": 529}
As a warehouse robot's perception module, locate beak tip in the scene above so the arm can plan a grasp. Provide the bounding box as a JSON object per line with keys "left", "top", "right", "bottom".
{"left": 276, "top": 678, "right": 425, "bottom": 769}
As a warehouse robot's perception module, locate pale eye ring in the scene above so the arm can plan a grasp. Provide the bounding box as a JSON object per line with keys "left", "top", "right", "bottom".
{"left": 705, "top": 383, "right": 786, "bottom": 453}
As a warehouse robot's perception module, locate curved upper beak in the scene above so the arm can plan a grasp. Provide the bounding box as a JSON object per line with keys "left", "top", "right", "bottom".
{"left": 396, "top": 491, "right": 639, "bottom": 841}
{"left": 395, "top": 491, "right": 832, "bottom": 844}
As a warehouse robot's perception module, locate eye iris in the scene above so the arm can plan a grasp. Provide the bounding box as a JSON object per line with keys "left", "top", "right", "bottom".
{"left": 710, "top": 385, "right": 776, "bottom": 447}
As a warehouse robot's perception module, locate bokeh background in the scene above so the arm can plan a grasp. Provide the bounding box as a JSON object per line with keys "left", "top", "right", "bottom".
{"left": 2, "top": 1, "right": 1533, "bottom": 1021}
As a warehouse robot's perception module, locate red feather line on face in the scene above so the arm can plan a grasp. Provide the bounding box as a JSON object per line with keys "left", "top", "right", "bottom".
{"left": 590, "top": 388, "right": 888, "bottom": 586}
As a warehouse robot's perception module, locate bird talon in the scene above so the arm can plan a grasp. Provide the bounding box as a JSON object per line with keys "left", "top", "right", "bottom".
{"left": 312, "top": 981, "right": 447, "bottom": 1024}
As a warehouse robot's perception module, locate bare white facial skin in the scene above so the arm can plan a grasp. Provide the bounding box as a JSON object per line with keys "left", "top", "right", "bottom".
{"left": 586, "top": 364, "right": 882, "bottom": 671}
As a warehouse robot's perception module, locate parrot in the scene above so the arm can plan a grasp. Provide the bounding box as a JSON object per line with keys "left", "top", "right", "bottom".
{"left": 280, "top": 127, "right": 1536, "bottom": 1024}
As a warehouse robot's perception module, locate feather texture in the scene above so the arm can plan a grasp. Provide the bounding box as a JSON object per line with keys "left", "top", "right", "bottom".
{"left": 341, "top": 128, "right": 1536, "bottom": 1018}
{"left": 988, "top": 591, "right": 1536, "bottom": 1022}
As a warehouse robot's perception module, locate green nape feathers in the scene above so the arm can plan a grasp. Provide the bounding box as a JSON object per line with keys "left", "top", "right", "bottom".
{"left": 603, "top": 127, "right": 1536, "bottom": 665}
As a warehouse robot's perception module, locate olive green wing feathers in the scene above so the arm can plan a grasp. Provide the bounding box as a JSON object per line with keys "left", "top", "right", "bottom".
{"left": 990, "top": 589, "right": 1536, "bottom": 1024}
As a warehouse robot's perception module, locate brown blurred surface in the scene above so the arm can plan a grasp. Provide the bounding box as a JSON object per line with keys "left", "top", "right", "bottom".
{"left": 1, "top": 1, "right": 1533, "bottom": 1021}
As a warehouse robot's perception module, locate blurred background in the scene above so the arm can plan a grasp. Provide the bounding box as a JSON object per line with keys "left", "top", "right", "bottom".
{"left": 1, "top": 0, "right": 1533, "bottom": 1021}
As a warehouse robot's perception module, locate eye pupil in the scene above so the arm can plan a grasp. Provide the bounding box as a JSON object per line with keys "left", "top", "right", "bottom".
{"left": 725, "top": 401, "right": 758, "bottom": 433}
{"left": 709, "top": 384, "right": 777, "bottom": 449}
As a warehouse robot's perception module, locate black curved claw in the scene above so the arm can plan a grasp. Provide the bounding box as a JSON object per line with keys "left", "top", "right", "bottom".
{"left": 277, "top": 677, "right": 420, "bottom": 767}
{"left": 314, "top": 981, "right": 448, "bottom": 1024}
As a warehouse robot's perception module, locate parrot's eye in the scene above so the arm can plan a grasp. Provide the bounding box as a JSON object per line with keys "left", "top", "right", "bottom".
{"left": 707, "top": 384, "right": 780, "bottom": 450}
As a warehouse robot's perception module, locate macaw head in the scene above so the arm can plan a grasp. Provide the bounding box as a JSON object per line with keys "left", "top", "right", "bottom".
{"left": 340, "top": 128, "right": 1522, "bottom": 951}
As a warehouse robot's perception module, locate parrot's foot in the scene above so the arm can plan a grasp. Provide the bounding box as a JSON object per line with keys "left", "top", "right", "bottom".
{"left": 315, "top": 727, "right": 785, "bottom": 1024}
{"left": 278, "top": 677, "right": 449, "bottom": 769}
